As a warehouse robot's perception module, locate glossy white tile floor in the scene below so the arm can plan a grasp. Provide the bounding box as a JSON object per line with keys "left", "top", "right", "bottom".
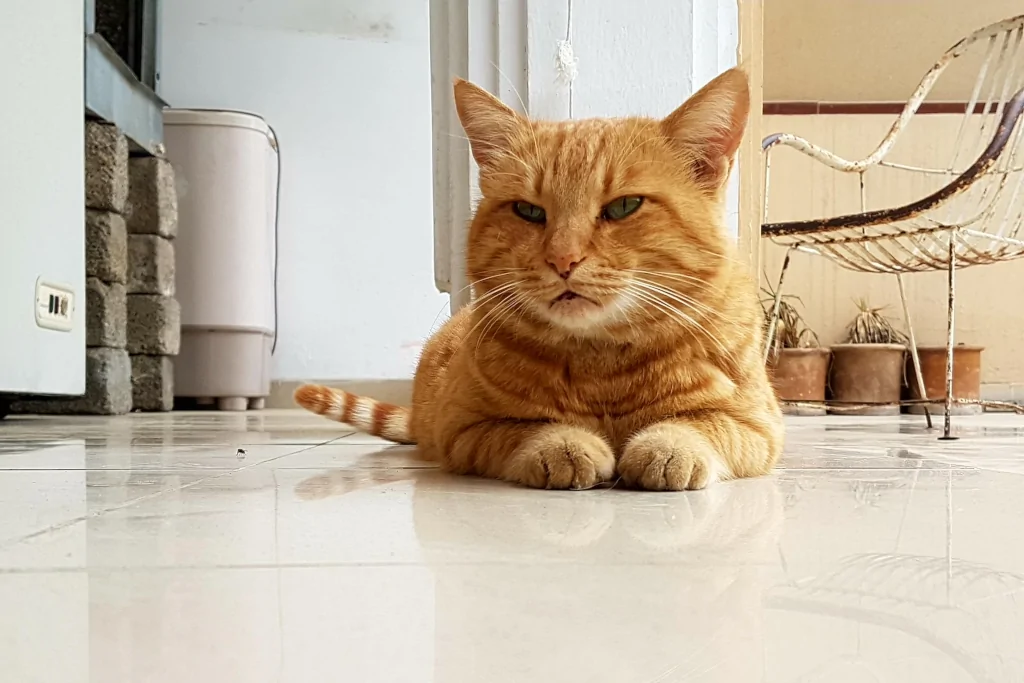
{"left": 3, "top": 410, "right": 1024, "bottom": 682}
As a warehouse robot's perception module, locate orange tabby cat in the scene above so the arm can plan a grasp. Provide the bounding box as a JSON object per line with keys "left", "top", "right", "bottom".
{"left": 295, "top": 68, "right": 783, "bottom": 491}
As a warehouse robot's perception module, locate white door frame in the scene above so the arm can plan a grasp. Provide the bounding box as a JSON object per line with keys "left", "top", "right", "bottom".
{"left": 429, "top": 0, "right": 538, "bottom": 312}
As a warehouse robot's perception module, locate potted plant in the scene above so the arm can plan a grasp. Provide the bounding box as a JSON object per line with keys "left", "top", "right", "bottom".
{"left": 829, "top": 299, "right": 907, "bottom": 415}
{"left": 906, "top": 344, "right": 984, "bottom": 415}
{"left": 763, "top": 290, "right": 831, "bottom": 416}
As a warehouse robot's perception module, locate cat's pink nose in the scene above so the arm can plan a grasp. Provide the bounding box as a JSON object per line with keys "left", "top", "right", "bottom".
{"left": 547, "top": 254, "right": 585, "bottom": 279}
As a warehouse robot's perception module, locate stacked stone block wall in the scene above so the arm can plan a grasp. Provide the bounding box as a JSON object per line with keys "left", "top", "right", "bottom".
{"left": 126, "top": 156, "right": 180, "bottom": 411}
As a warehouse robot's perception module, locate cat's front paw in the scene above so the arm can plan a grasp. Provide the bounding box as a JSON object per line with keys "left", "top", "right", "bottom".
{"left": 619, "top": 423, "right": 724, "bottom": 491}
{"left": 505, "top": 425, "right": 615, "bottom": 490}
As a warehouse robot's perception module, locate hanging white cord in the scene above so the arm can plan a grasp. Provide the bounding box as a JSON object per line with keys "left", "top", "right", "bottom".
{"left": 555, "top": 0, "right": 578, "bottom": 118}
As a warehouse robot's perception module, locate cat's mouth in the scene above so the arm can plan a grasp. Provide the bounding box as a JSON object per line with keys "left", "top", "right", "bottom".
{"left": 542, "top": 288, "right": 621, "bottom": 331}
{"left": 549, "top": 290, "right": 600, "bottom": 313}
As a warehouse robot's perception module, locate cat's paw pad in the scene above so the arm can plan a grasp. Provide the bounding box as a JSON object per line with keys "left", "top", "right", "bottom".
{"left": 505, "top": 426, "right": 615, "bottom": 490}
{"left": 619, "top": 424, "right": 723, "bottom": 491}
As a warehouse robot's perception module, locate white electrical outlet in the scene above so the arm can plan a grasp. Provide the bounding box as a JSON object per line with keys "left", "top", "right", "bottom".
{"left": 35, "top": 280, "right": 75, "bottom": 332}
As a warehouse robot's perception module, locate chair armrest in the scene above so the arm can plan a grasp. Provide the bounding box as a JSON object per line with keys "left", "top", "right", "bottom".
{"left": 762, "top": 95, "right": 934, "bottom": 173}
{"left": 762, "top": 132, "right": 869, "bottom": 173}
{"left": 761, "top": 88, "right": 1024, "bottom": 238}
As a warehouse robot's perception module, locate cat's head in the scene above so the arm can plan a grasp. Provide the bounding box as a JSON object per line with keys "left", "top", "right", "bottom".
{"left": 456, "top": 69, "right": 749, "bottom": 340}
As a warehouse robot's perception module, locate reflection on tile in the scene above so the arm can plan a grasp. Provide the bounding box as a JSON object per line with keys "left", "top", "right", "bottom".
{"left": 0, "top": 573, "right": 88, "bottom": 683}
{"left": 785, "top": 414, "right": 1024, "bottom": 475}
{"left": 0, "top": 463, "right": 223, "bottom": 570}
{"left": 257, "top": 441, "right": 430, "bottom": 470}
{"left": 82, "top": 566, "right": 436, "bottom": 683}
{"left": 2, "top": 410, "right": 1024, "bottom": 681}
{"left": 0, "top": 440, "right": 327, "bottom": 471}
{"left": 0, "top": 411, "right": 353, "bottom": 448}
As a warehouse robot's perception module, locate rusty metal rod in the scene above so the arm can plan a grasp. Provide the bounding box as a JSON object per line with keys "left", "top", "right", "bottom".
{"left": 941, "top": 234, "right": 958, "bottom": 440}
{"left": 897, "top": 273, "right": 933, "bottom": 429}
{"left": 782, "top": 398, "right": 1024, "bottom": 414}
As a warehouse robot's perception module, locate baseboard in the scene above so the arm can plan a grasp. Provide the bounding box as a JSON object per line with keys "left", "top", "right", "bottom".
{"left": 270, "top": 379, "right": 1021, "bottom": 410}
{"left": 981, "top": 383, "right": 1024, "bottom": 404}
{"left": 267, "top": 379, "right": 413, "bottom": 409}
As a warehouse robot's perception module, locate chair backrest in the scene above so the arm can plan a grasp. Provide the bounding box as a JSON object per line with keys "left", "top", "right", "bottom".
{"left": 934, "top": 17, "right": 1024, "bottom": 242}
{"left": 857, "top": 16, "right": 1024, "bottom": 248}
{"left": 865, "top": 16, "right": 1024, "bottom": 169}
{"left": 940, "top": 17, "right": 1024, "bottom": 172}
{"left": 761, "top": 16, "right": 1024, "bottom": 272}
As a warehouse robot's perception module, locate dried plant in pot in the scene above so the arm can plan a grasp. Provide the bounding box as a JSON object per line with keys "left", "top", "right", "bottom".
{"left": 906, "top": 344, "right": 985, "bottom": 416}
{"left": 829, "top": 299, "right": 907, "bottom": 416}
{"left": 763, "top": 289, "right": 831, "bottom": 416}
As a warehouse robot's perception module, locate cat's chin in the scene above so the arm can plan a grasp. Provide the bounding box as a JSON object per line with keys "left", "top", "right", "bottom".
{"left": 540, "top": 293, "right": 619, "bottom": 335}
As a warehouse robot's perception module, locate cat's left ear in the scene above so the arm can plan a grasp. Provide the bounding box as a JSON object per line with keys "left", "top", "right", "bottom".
{"left": 661, "top": 68, "right": 750, "bottom": 189}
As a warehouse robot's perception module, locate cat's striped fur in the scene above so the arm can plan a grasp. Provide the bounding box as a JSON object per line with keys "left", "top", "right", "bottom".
{"left": 294, "top": 385, "right": 412, "bottom": 444}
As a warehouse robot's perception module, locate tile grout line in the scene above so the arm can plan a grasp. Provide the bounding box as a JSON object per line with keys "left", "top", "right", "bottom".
{"left": 0, "top": 434, "right": 353, "bottom": 550}
{"left": 0, "top": 558, "right": 780, "bottom": 574}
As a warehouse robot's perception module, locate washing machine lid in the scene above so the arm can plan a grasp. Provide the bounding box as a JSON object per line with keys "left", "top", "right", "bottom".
{"left": 164, "top": 108, "right": 272, "bottom": 136}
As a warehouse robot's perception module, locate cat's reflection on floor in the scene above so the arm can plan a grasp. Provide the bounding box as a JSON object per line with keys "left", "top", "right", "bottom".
{"left": 295, "top": 453, "right": 784, "bottom": 682}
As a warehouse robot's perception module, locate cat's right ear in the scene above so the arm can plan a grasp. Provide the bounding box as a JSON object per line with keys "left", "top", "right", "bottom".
{"left": 453, "top": 79, "right": 522, "bottom": 169}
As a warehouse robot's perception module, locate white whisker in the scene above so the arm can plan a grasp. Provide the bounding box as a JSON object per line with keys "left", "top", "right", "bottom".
{"left": 471, "top": 280, "right": 521, "bottom": 307}
{"left": 474, "top": 291, "right": 530, "bottom": 357}
{"left": 632, "top": 278, "right": 718, "bottom": 318}
{"left": 633, "top": 282, "right": 737, "bottom": 363}
{"left": 627, "top": 285, "right": 735, "bottom": 363}
{"left": 428, "top": 271, "right": 523, "bottom": 334}
{"left": 487, "top": 59, "right": 542, "bottom": 171}
{"left": 627, "top": 268, "right": 724, "bottom": 292}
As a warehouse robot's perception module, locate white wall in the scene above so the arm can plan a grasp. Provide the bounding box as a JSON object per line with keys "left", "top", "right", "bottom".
{"left": 568, "top": 0, "right": 740, "bottom": 234}
{"left": 159, "top": 0, "right": 447, "bottom": 381}
{"left": 568, "top": 0, "right": 737, "bottom": 119}
{"left": 569, "top": 0, "right": 740, "bottom": 235}
{"left": 765, "top": 0, "right": 1023, "bottom": 102}
{"left": 0, "top": 1, "right": 85, "bottom": 394}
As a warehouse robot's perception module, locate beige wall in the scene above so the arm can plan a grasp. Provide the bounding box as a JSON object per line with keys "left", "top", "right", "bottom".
{"left": 765, "top": 0, "right": 1022, "bottom": 102}
{"left": 761, "top": 113, "right": 1024, "bottom": 393}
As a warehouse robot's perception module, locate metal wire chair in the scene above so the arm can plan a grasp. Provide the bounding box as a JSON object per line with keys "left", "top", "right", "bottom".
{"left": 762, "top": 15, "right": 1024, "bottom": 438}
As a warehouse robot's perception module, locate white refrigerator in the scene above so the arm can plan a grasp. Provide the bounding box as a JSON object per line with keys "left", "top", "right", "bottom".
{"left": 0, "top": 3, "right": 86, "bottom": 400}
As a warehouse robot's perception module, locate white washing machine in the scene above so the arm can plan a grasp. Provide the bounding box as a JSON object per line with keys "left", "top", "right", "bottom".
{"left": 163, "top": 109, "right": 279, "bottom": 411}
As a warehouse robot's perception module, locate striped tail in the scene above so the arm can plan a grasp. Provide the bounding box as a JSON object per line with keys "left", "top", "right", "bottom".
{"left": 293, "top": 384, "right": 415, "bottom": 444}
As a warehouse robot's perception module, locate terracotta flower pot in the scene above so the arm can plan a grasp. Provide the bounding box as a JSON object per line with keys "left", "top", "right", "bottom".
{"left": 907, "top": 345, "right": 983, "bottom": 415}
{"left": 768, "top": 348, "right": 831, "bottom": 416}
{"left": 828, "top": 343, "right": 906, "bottom": 416}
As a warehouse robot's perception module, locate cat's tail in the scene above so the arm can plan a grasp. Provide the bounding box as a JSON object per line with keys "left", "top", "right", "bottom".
{"left": 293, "top": 384, "right": 415, "bottom": 445}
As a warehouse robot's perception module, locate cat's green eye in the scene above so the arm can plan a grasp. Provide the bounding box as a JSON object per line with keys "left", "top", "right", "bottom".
{"left": 602, "top": 196, "right": 644, "bottom": 221}
{"left": 512, "top": 201, "right": 546, "bottom": 224}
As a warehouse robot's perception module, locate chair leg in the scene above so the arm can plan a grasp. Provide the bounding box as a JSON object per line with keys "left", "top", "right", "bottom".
{"left": 896, "top": 273, "right": 932, "bottom": 430}
{"left": 763, "top": 248, "right": 794, "bottom": 363}
{"left": 940, "top": 235, "right": 958, "bottom": 440}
